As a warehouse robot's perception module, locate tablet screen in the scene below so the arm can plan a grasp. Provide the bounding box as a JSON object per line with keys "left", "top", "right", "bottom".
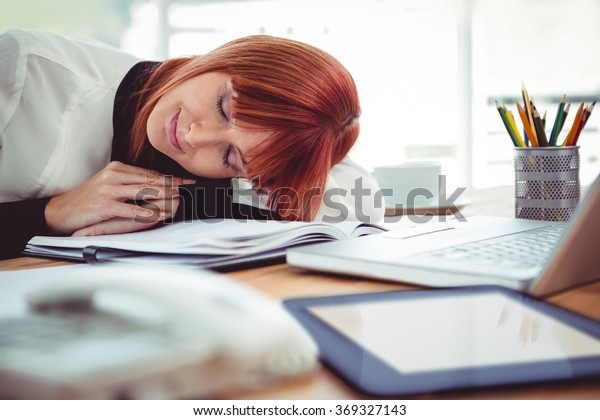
{"left": 308, "top": 290, "right": 600, "bottom": 374}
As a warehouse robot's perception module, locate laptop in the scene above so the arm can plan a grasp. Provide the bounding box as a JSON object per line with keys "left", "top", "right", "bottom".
{"left": 287, "top": 174, "right": 600, "bottom": 297}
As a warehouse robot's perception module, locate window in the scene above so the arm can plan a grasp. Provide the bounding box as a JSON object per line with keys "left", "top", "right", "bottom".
{"left": 472, "top": 0, "right": 600, "bottom": 187}
{"left": 0, "top": 0, "right": 134, "bottom": 48}
{"left": 5, "top": 0, "right": 599, "bottom": 189}
{"left": 127, "top": 0, "right": 466, "bottom": 190}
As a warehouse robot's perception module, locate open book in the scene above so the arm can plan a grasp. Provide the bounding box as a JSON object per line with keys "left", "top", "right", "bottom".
{"left": 24, "top": 219, "right": 388, "bottom": 269}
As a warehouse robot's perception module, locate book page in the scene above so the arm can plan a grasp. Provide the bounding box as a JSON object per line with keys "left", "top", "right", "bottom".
{"left": 28, "top": 219, "right": 372, "bottom": 255}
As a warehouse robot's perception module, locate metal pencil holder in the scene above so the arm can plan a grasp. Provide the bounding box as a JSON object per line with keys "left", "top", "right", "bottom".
{"left": 514, "top": 146, "right": 580, "bottom": 222}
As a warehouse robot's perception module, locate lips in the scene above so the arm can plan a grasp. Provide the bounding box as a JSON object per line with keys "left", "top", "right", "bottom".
{"left": 168, "top": 110, "right": 182, "bottom": 150}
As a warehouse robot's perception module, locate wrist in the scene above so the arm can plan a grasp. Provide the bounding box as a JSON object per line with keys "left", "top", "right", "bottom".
{"left": 45, "top": 196, "right": 69, "bottom": 235}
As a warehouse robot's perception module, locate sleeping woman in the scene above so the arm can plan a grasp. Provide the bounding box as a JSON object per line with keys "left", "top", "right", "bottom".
{"left": 0, "top": 29, "right": 384, "bottom": 259}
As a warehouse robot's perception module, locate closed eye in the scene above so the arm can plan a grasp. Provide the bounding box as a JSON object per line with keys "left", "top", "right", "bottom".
{"left": 222, "top": 145, "right": 247, "bottom": 175}
{"left": 222, "top": 145, "right": 231, "bottom": 168}
{"left": 215, "top": 94, "right": 227, "bottom": 122}
{"left": 216, "top": 85, "right": 233, "bottom": 124}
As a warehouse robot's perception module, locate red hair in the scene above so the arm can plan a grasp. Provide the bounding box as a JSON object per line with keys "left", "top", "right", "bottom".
{"left": 130, "top": 35, "right": 360, "bottom": 221}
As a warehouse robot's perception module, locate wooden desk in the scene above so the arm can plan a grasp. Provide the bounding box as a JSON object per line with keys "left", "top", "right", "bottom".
{"left": 1, "top": 186, "right": 599, "bottom": 399}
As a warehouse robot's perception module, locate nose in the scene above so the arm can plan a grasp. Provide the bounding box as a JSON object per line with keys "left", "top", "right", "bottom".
{"left": 185, "top": 121, "right": 223, "bottom": 148}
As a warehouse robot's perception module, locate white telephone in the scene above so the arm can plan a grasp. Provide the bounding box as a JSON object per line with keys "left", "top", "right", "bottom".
{"left": 0, "top": 264, "right": 317, "bottom": 399}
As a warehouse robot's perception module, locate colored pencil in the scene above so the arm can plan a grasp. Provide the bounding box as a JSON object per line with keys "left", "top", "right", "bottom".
{"left": 516, "top": 101, "right": 538, "bottom": 147}
{"left": 542, "top": 110, "right": 547, "bottom": 128}
{"left": 496, "top": 101, "right": 519, "bottom": 147}
{"left": 522, "top": 84, "right": 539, "bottom": 146}
{"left": 572, "top": 105, "right": 588, "bottom": 145}
{"left": 563, "top": 102, "right": 585, "bottom": 146}
{"left": 559, "top": 103, "right": 571, "bottom": 133}
{"left": 572, "top": 101, "right": 595, "bottom": 146}
{"left": 504, "top": 106, "right": 525, "bottom": 147}
{"left": 549, "top": 95, "right": 566, "bottom": 146}
{"left": 533, "top": 109, "right": 549, "bottom": 147}
{"left": 495, "top": 87, "right": 595, "bottom": 148}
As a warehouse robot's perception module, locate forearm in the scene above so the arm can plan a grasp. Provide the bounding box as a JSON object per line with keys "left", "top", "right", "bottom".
{"left": 0, "top": 198, "right": 52, "bottom": 260}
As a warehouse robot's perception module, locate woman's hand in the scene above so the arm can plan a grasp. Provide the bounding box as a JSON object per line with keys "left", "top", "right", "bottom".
{"left": 71, "top": 197, "right": 180, "bottom": 236}
{"left": 45, "top": 161, "right": 195, "bottom": 235}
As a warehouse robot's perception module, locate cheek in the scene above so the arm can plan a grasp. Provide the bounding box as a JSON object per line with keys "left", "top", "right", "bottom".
{"left": 146, "top": 108, "right": 173, "bottom": 155}
{"left": 190, "top": 155, "right": 240, "bottom": 179}
{"left": 146, "top": 96, "right": 173, "bottom": 148}
{"left": 145, "top": 110, "right": 160, "bottom": 147}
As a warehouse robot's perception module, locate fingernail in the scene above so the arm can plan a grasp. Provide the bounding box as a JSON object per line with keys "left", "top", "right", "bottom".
{"left": 160, "top": 211, "right": 173, "bottom": 218}
{"left": 183, "top": 179, "right": 197, "bottom": 184}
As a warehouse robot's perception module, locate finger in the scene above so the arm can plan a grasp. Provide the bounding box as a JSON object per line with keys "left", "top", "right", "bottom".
{"left": 107, "top": 163, "right": 196, "bottom": 186}
{"left": 140, "top": 198, "right": 180, "bottom": 217}
{"left": 102, "top": 201, "right": 165, "bottom": 222}
{"left": 105, "top": 161, "right": 162, "bottom": 175}
{"left": 102, "top": 162, "right": 196, "bottom": 187}
{"left": 140, "top": 169, "right": 192, "bottom": 187}
{"left": 105, "top": 171, "right": 196, "bottom": 189}
{"left": 72, "top": 214, "right": 169, "bottom": 237}
{"left": 112, "top": 184, "right": 182, "bottom": 201}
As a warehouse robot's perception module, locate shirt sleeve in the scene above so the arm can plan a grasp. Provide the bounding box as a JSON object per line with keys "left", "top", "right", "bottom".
{"left": 315, "top": 158, "right": 385, "bottom": 224}
{"left": 0, "top": 29, "right": 140, "bottom": 203}
{"left": 0, "top": 198, "right": 51, "bottom": 260}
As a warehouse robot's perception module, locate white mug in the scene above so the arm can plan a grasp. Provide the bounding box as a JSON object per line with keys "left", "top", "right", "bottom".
{"left": 373, "top": 162, "right": 442, "bottom": 208}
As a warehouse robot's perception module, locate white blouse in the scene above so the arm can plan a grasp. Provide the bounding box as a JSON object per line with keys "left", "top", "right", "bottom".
{"left": 0, "top": 29, "right": 384, "bottom": 223}
{"left": 0, "top": 29, "right": 141, "bottom": 203}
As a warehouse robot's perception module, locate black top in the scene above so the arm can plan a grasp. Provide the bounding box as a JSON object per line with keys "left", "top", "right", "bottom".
{"left": 0, "top": 61, "right": 271, "bottom": 260}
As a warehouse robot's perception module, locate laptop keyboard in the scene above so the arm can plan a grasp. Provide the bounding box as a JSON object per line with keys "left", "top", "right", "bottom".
{"left": 417, "top": 226, "right": 565, "bottom": 270}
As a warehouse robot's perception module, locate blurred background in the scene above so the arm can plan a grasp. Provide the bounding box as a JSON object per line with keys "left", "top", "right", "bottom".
{"left": 2, "top": 0, "right": 599, "bottom": 190}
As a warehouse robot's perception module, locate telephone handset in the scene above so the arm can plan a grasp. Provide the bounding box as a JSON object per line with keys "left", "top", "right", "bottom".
{"left": 18, "top": 264, "right": 317, "bottom": 399}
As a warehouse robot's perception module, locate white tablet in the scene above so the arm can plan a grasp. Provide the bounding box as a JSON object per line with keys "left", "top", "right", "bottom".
{"left": 284, "top": 286, "right": 600, "bottom": 397}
